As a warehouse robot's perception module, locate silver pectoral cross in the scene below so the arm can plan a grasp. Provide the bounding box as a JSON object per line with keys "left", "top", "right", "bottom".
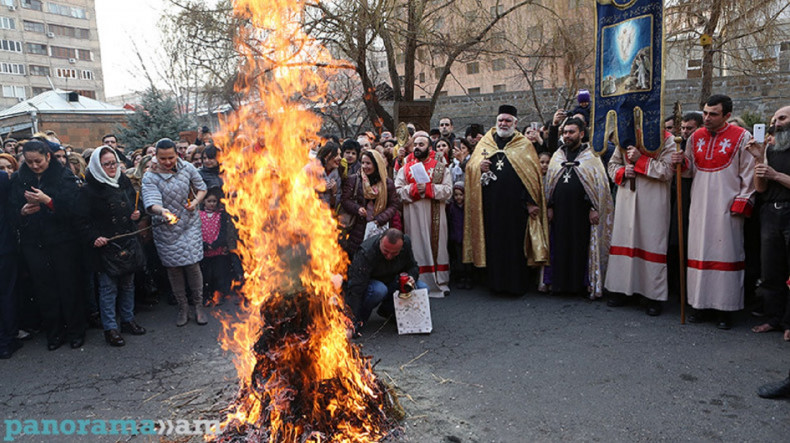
{"left": 495, "top": 159, "right": 504, "bottom": 171}
{"left": 563, "top": 170, "right": 572, "bottom": 183}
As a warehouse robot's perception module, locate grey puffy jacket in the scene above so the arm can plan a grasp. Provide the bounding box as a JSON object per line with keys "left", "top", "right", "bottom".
{"left": 141, "top": 158, "right": 207, "bottom": 267}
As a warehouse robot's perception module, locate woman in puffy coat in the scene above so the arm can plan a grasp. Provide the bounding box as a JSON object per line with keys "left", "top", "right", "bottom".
{"left": 76, "top": 146, "right": 146, "bottom": 347}
{"left": 9, "top": 140, "right": 85, "bottom": 350}
{"left": 339, "top": 150, "right": 400, "bottom": 257}
{"left": 141, "top": 138, "right": 207, "bottom": 327}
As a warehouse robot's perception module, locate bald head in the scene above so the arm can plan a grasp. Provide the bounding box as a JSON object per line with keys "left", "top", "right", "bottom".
{"left": 774, "top": 106, "right": 790, "bottom": 131}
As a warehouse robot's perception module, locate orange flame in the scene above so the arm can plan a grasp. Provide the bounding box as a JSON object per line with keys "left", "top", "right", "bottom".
{"left": 212, "top": 0, "right": 390, "bottom": 440}
{"left": 163, "top": 212, "right": 179, "bottom": 225}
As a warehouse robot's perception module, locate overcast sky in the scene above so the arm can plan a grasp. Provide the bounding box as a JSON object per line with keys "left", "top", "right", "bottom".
{"left": 95, "top": 0, "right": 167, "bottom": 98}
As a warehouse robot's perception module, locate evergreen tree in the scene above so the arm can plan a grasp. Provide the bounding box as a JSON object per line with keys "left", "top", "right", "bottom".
{"left": 117, "top": 87, "right": 194, "bottom": 151}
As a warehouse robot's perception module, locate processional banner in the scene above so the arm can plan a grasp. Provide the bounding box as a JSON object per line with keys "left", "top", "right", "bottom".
{"left": 592, "top": 0, "right": 665, "bottom": 156}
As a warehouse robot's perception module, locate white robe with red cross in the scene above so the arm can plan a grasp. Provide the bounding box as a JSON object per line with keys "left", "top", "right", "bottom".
{"left": 683, "top": 123, "right": 755, "bottom": 311}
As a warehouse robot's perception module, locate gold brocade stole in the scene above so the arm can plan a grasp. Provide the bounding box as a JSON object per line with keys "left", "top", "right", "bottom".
{"left": 430, "top": 161, "right": 445, "bottom": 269}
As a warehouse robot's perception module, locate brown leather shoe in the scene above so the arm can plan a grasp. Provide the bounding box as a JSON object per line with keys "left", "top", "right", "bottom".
{"left": 104, "top": 329, "right": 125, "bottom": 347}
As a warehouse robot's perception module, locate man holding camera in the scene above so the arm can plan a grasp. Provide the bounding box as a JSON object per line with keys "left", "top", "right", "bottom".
{"left": 345, "top": 229, "right": 428, "bottom": 331}
{"left": 747, "top": 106, "right": 790, "bottom": 340}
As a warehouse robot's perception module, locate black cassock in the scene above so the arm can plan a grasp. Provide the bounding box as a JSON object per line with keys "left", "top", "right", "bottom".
{"left": 481, "top": 134, "right": 534, "bottom": 295}
{"left": 549, "top": 146, "right": 591, "bottom": 295}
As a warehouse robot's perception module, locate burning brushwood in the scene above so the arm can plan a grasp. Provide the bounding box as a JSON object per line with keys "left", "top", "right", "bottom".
{"left": 209, "top": 0, "right": 399, "bottom": 441}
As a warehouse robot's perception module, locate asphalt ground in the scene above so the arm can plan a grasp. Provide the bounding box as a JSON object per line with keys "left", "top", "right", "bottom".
{"left": 1, "top": 286, "right": 788, "bottom": 442}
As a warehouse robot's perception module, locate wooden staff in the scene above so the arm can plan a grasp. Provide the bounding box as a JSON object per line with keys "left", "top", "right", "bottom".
{"left": 672, "top": 101, "right": 687, "bottom": 324}
{"left": 134, "top": 190, "right": 139, "bottom": 212}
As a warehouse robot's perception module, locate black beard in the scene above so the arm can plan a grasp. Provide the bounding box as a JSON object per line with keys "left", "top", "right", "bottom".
{"left": 414, "top": 148, "right": 429, "bottom": 160}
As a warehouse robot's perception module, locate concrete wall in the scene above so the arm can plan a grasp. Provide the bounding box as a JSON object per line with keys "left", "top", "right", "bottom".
{"left": 425, "top": 72, "right": 790, "bottom": 133}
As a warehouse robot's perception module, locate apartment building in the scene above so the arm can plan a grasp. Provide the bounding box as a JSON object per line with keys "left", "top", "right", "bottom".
{"left": 0, "top": 0, "right": 103, "bottom": 110}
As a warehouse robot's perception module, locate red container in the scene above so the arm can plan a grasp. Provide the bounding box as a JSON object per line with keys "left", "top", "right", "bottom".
{"left": 399, "top": 273, "right": 413, "bottom": 293}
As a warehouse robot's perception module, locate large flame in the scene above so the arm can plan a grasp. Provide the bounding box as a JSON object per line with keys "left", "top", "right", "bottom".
{"left": 212, "top": 0, "right": 390, "bottom": 441}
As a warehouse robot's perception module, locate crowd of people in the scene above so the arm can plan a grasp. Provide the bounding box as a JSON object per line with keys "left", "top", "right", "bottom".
{"left": 0, "top": 128, "right": 237, "bottom": 357}
{"left": 1, "top": 93, "right": 789, "bottom": 399}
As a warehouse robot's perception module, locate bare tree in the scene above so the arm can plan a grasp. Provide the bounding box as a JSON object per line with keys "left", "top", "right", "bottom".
{"left": 306, "top": 0, "right": 538, "bottom": 131}
{"left": 666, "top": 0, "right": 790, "bottom": 107}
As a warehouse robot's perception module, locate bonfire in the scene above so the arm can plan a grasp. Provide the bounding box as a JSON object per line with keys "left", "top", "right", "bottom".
{"left": 211, "top": 0, "right": 399, "bottom": 441}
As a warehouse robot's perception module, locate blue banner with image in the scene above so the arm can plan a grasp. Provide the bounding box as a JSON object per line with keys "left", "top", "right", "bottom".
{"left": 592, "top": 0, "right": 664, "bottom": 156}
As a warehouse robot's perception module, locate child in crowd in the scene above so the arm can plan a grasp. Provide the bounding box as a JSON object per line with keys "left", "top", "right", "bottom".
{"left": 446, "top": 181, "right": 472, "bottom": 289}
{"left": 199, "top": 188, "right": 234, "bottom": 305}
{"left": 538, "top": 151, "right": 552, "bottom": 293}
{"left": 538, "top": 151, "right": 551, "bottom": 177}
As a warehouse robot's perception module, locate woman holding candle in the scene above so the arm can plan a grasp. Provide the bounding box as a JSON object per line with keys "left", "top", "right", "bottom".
{"left": 142, "top": 138, "right": 207, "bottom": 327}
{"left": 75, "top": 146, "right": 145, "bottom": 346}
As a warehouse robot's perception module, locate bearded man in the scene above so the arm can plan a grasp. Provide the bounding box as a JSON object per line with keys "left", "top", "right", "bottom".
{"left": 395, "top": 134, "right": 453, "bottom": 297}
{"left": 545, "top": 118, "right": 613, "bottom": 299}
{"left": 464, "top": 105, "right": 549, "bottom": 295}
{"left": 670, "top": 94, "right": 756, "bottom": 330}
{"left": 748, "top": 106, "right": 790, "bottom": 340}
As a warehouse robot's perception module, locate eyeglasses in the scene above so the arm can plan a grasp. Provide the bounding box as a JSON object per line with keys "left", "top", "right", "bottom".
{"left": 101, "top": 161, "right": 118, "bottom": 168}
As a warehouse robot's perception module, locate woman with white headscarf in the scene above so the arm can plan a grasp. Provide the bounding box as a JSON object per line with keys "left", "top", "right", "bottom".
{"left": 75, "top": 146, "right": 146, "bottom": 347}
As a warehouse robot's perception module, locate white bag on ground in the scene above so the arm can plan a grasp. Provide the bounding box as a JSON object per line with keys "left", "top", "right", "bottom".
{"left": 393, "top": 288, "right": 432, "bottom": 334}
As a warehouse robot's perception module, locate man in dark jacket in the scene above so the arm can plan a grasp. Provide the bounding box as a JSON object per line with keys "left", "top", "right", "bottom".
{"left": 345, "top": 229, "right": 427, "bottom": 329}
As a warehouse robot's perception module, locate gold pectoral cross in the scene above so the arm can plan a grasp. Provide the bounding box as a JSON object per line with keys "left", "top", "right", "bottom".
{"left": 495, "top": 159, "right": 504, "bottom": 171}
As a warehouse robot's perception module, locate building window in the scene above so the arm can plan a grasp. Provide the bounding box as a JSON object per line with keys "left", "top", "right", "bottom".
{"left": 49, "top": 24, "right": 91, "bottom": 39}
{"left": 396, "top": 53, "right": 405, "bottom": 64}
{"left": 2, "top": 85, "right": 26, "bottom": 99}
{"left": 32, "top": 86, "right": 48, "bottom": 95}
{"left": 74, "top": 89, "right": 95, "bottom": 99}
{"left": 489, "top": 4, "right": 503, "bottom": 18}
{"left": 23, "top": 20, "right": 45, "bottom": 33}
{"left": 434, "top": 67, "right": 443, "bottom": 79}
{"left": 22, "top": 0, "right": 42, "bottom": 10}
{"left": 466, "top": 62, "right": 480, "bottom": 75}
{"left": 0, "top": 40, "right": 22, "bottom": 53}
{"left": 492, "top": 58, "right": 506, "bottom": 71}
{"left": 0, "top": 16, "right": 15, "bottom": 30}
{"left": 491, "top": 31, "right": 505, "bottom": 50}
{"left": 493, "top": 84, "right": 506, "bottom": 93}
{"left": 438, "top": 90, "right": 448, "bottom": 97}
{"left": 419, "top": 72, "right": 425, "bottom": 83}
{"left": 26, "top": 43, "right": 47, "bottom": 55}
{"left": 47, "top": 2, "right": 87, "bottom": 19}
{"left": 468, "top": 87, "right": 481, "bottom": 95}
{"left": 50, "top": 45, "right": 76, "bottom": 59}
{"left": 80, "top": 69, "right": 93, "bottom": 80}
{"left": 55, "top": 67, "right": 76, "bottom": 78}
{"left": 687, "top": 58, "right": 702, "bottom": 79}
{"left": 29, "top": 64, "right": 49, "bottom": 76}
{"left": 0, "top": 0, "right": 15, "bottom": 7}
{"left": 77, "top": 49, "right": 91, "bottom": 61}
{"left": 0, "top": 63, "right": 25, "bottom": 75}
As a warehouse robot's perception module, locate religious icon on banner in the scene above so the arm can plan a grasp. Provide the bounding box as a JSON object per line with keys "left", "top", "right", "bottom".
{"left": 600, "top": 15, "right": 653, "bottom": 96}
{"left": 592, "top": 0, "right": 665, "bottom": 158}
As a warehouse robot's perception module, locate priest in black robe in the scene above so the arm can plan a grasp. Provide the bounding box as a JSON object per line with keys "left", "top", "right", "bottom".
{"left": 464, "top": 105, "right": 549, "bottom": 295}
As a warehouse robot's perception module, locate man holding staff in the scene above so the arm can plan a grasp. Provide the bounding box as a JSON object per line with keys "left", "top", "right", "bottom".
{"left": 605, "top": 130, "right": 676, "bottom": 316}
